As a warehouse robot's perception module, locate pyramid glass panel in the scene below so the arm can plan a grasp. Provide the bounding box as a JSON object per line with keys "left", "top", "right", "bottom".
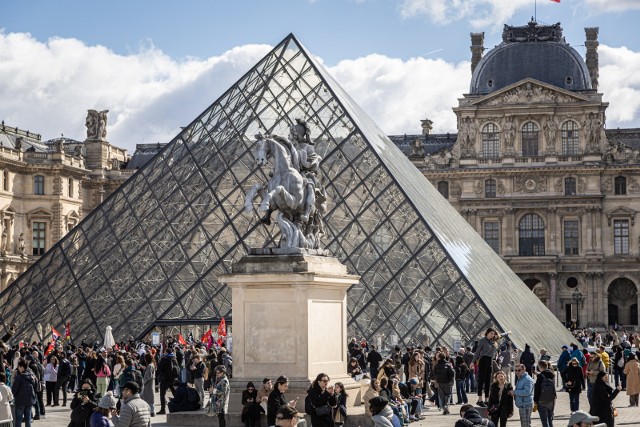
{"left": 0, "top": 34, "right": 574, "bottom": 354}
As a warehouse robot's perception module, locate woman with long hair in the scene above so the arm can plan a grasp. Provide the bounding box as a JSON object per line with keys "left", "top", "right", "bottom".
{"left": 211, "top": 365, "right": 230, "bottom": 427}
{"left": 141, "top": 353, "right": 156, "bottom": 416}
{"left": 267, "top": 375, "right": 291, "bottom": 427}
{"left": 332, "top": 382, "right": 348, "bottom": 427}
{"left": 473, "top": 328, "right": 499, "bottom": 407}
{"left": 407, "top": 353, "right": 424, "bottom": 390}
{"left": 307, "top": 373, "right": 337, "bottom": 427}
{"left": 363, "top": 379, "right": 380, "bottom": 417}
{"left": 565, "top": 357, "right": 585, "bottom": 412}
{"left": 590, "top": 371, "right": 621, "bottom": 427}
{"left": 93, "top": 355, "right": 111, "bottom": 398}
{"left": 376, "top": 359, "right": 396, "bottom": 382}
{"left": 111, "top": 355, "right": 125, "bottom": 398}
{"left": 486, "top": 371, "right": 513, "bottom": 427}
{"left": 241, "top": 381, "right": 262, "bottom": 427}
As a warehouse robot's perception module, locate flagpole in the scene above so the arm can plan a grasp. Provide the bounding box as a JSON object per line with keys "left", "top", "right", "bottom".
{"left": 535, "top": 0, "right": 537, "bottom": 22}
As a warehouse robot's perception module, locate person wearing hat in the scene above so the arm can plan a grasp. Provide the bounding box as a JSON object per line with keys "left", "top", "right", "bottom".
{"left": 567, "top": 410, "right": 600, "bottom": 427}
{"left": 113, "top": 381, "right": 151, "bottom": 427}
{"left": 91, "top": 391, "right": 117, "bottom": 427}
{"left": 276, "top": 404, "right": 305, "bottom": 427}
{"left": 557, "top": 345, "right": 571, "bottom": 391}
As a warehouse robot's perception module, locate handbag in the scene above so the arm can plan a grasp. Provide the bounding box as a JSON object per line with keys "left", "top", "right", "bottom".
{"left": 315, "top": 405, "right": 332, "bottom": 417}
{"left": 333, "top": 408, "right": 344, "bottom": 425}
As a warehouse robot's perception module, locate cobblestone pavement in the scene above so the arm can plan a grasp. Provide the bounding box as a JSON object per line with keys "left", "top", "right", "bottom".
{"left": 25, "top": 386, "right": 640, "bottom": 427}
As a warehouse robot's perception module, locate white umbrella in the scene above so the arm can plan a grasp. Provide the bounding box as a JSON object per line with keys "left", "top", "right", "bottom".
{"left": 104, "top": 325, "right": 115, "bottom": 348}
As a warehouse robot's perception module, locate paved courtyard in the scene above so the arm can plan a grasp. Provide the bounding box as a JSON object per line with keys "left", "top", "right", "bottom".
{"left": 30, "top": 385, "right": 640, "bottom": 427}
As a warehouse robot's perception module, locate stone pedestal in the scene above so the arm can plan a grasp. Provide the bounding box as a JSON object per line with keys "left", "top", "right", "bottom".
{"left": 219, "top": 253, "right": 361, "bottom": 410}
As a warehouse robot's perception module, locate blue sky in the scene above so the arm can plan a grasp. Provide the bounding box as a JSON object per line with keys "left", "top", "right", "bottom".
{"left": 1, "top": 0, "right": 639, "bottom": 151}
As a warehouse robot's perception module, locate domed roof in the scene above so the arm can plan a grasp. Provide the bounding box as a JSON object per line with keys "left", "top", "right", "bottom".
{"left": 470, "top": 21, "right": 592, "bottom": 95}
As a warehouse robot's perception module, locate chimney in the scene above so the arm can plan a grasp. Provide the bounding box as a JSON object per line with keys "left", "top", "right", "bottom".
{"left": 585, "top": 27, "right": 599, "bottom": 91}
{"left": 470, "top": 32, "right": 485, "bottom": 74}
{"left": 421, "top": 119, "right": 433, "bottom": 136}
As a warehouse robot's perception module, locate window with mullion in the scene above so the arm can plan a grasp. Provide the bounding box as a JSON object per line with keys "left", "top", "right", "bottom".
{"left": 484, "top": 221, "right": 500, "bottom": 253}
{"left": 565, "top": 177, "right": 576, "bottom": 196}
{"left": 32, "top": 222, "right": 46, "bottom": 256}
{"left": 564, "top": 220, "right": 579, "bottom": 255}
{"left": 615, "top": 176, "right": 627, "bottom": 195}
{"left": 482, "top": 123, "right": 500, "bottom": 158}
{"left": 485, "top": 179, "right": 496, "bottom": 198}
{"left": 437, "top": 181, "right": 449, "bottom": 199}
{"left": 521, "top": 122, "right": 539, "bottom": 156}
{"left": 519, "top": 214, "right": 545, "bottom": 256}
{"left": 614, "top": 220, "right": 629, "bottom": 255}
{"left": 561, "top": 121, "right": 579, "bottom": 155}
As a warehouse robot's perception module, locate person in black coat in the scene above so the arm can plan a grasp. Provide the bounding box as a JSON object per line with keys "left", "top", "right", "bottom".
{"left": 241, "top": 381, "right": 263, "bottom": 427}
{"left": 268, "top": 375, "right": 292, "bottom": 427}
{"left": 590, "top": 371, "right": 621, "bottom": 427}
{"left": 487, "top": 371, "right": 513, "bottom": 427}
{"left": 454, "top": 404, "right": 495, "bottom": 427}
{"left": 306, "top": 373, "right": 337, "bottom": 427}
{"left": 565, "top": 357, "right": 585, "bottom": 412}
{"left": 519, "top": 344, "right": 536, "bottom": 376}
{"left": 68, "top": 380, "right": 98, "bottom": 427}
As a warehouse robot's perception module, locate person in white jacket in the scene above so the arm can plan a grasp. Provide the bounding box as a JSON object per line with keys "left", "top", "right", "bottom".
{"left": 0, "top": 371, "right": 13, "bottom": 422}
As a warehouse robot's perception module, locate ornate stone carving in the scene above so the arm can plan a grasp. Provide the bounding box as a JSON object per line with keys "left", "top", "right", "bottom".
{"left": 604, "top": 142, "right": 640, "bottom": 164}
{"left": 582, "top": 112, "right": 603, "bottom": 154}
{"left": 497, "top": 180, "right": 506, "bottom": 195}
{"left": 486, "top": 82, "right": 575, "bottom": 106}
{"left": 502, "top": 116, "right": 516, "bottom": 152}
{"left": 543, "top": 118, "right": 558, "bottom": 153}
{"left": 86, "top": 110, "right": 109, "bottom": 140}
{"left": 578, "top": 177, "right": 587, "bottom": 194}
{"left": 411, "top": 138, "right": 424, "bottom": 157}
{"left": 450, "top": 182, "right": 462, "bottom": 196}
{"left": 425, "top": 148, "right": 453, "bottom": 169}
{"left": 554, "top": 178, "right": 563, "bottom": 193}
{"left": 514, "top": 176, "right": 547, "bottom": 193}
{"left": 474, "top": 180, "right": 483, "bottom": 195}
{"left": 244, "top": 118, "right": 328, "bottom": 252}
{"left": 601, "top": 177, "right": 613, "bottom": 193}
{"left": 502, "top": 21, "right": 563, "bottom": 43}
{"left": 457, "top": 117, "right": 477, "bottom": 157}
{"left": 629, "top": 177, "right": 640, "bottom": 193}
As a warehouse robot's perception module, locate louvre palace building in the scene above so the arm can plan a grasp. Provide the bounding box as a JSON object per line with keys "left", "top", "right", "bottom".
{"left": 393, "top": 21, "right": 640, "bottom": 330}
{"left": 0, "top": 21, "right": 638, "bottom": 346}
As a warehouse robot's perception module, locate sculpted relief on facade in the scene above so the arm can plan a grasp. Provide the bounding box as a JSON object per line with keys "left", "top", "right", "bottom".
{"left": 485, "top": 82, "right": 576, "bottom": 106}
{"left": 514, "top": 176, "right": 547, "bottom": 193}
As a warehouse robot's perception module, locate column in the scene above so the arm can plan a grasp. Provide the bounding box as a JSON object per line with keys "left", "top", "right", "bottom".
{"left": 548, "top": 273, "right": 558, "bottom": 316}
{"left": 505, "top": 208, "right": 515, "bottom": 255}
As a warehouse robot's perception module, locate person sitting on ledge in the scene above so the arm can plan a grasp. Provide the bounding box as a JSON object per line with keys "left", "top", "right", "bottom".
{"left": 167, "top": 380, "right": 201, "bottom": 413}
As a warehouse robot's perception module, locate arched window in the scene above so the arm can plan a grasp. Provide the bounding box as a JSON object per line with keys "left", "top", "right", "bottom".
{"left": 615, "top": 176, "right": 627, "bottom": 195}
{"left": 2, "top": 170, "right": 8, "bottom": 192}
{"left": 565, "top": 177, "right": 576, "bottom": 196}
{"left": 521, "top": 122, "right": 539, "bottom": 156}
{"left": 561, "top": 120, "right": 579, "bottom": 155}
{"left": 481, "top": 123, "right": 500, "bottom": 158}
{"left": 437, "top": 181, "right": 449, "bottom": 199}
{"left": 34, "top": 175, "right": 44, "bottom": 195}
{"left": 485, "top": 179, "right": 496, "bottom": 198}
{"left": 519, "top": 213, "right": 545, "bottom": 256}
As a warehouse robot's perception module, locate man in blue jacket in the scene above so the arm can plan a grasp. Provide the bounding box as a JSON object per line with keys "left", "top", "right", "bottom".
{"left": 556, "top": 345, "right": 571, "bottom": 390}
{"left": 510, "top": 364, "right": 534, "bottom": 427}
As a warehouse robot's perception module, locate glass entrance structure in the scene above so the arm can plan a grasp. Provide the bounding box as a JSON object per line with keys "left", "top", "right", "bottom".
{"left": 0, "top": 35, "right": 575, "bottom": 354}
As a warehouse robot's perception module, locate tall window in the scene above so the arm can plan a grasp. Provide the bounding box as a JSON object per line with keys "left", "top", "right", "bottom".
{"left": 521, "top": 122, "right": 539, "bottom": 156}
{"left": 519, "top": 214, "right": 545, "bottom": 256}
{"left": 437, "top": 181, "right": 449, "bottom": 199}
{"left": 614, "top": 220, "right": 629, "bottom": 255}
{"left": 481, "top": 123, "right": 500, "bottom": 158}
{"left": 561, "top": 120, "right": 579, "bottom": 155}
{"left": 34, "top": 175, "right": 44, "bottom": 195}
{"left": 32, "top": 222, "right": 46, "bottom": 256}
{"left": 68, "top": 177, "right": 74, "bottom": 198}
{"left": 565, "top": 177, "right": 576, "bottom": 196}
{"left": 484, "top": 222, "right": 500, "bottom": 253}
{"left": 485, "top": 179, "right": 496, "bottom": 198}
{"left": 2, "top": 170, "right": 8, "bottom": 191}
{"left": 615, "top": 176, "right": 627, "bottom": 195}
{"left": 564, "top": 220, "right": 579, "bottom": 255}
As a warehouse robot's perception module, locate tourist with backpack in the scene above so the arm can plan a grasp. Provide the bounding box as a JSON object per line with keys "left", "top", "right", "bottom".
{"left": 533, "top": 360, "right": 556, "bottom": 427}
{"left": 119, "top": 359, "right": 143, "bottom": 396}
{"left": 454, "top": 404, "right": 495, "bottom": 427}
{"left": 585, "top": 352, "right": 605, "bottom": 406}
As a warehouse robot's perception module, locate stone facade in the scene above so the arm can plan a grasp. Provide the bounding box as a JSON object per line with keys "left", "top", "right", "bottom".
{"left": 0, "top": 117, "right": 132, "bottom": 295}
{"left": 393, "top": 24, "right": 640, "bottom": 329}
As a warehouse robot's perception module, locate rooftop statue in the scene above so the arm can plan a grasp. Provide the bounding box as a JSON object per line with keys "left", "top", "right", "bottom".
{"left": 85, "top": 109, "right": 109, "bottom": 140}
{"left": 245, "top": 118, "right": 327, "bottom": 253}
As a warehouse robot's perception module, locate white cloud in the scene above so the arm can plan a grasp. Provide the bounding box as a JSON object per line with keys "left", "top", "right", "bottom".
{"left": 599, "top": 45, "right": 640, "bottom": 125}
{"left": 583, "top": 0, "right": 640, "bottom": 13}
{"left": 0, "top": 31, "right": 639, "bottom": 155}
{"left": 399, "top": 0, "right": 533, "bottom": 28}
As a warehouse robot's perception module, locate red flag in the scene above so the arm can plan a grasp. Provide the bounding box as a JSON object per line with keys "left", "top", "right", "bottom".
{"left": 64, "top": 322, "right": 71, "bottom": 340}
{"left": 51, "top": 326, "right": 61, "bottom": 341}
{"left": 201, "top": 329, "right": 212, "bottom": 343}
{"left": 550, "top": 0, "right": 560, "bottom": 3}
{"left": 217, "top": 318, "right": 227, "bottom": 337}
{"left": 177, "top": 333, "right": 187, "bottom": 345}
{"left": 44, "top": 341, "right": 55, "bottom": 356}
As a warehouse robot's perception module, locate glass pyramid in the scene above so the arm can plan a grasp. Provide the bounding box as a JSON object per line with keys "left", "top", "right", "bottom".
{"left": 0, "top": 34, "right": 574, "bottom": 354}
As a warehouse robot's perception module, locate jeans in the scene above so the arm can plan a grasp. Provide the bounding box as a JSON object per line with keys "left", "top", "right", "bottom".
{"left": 15, "top": 404, "right": 33, "bottom": 427}
{"left": 569, "top": 392, "right": 580, "bottom": 412}
{"left": 194, "top": 377, "right": 205, "bottom": 407}
{"left": 465, "top": 370, "right": 475, "bottom": 392}
{"left": 538, "top": 403, "right": 554, "bottom": 427}
{"left": 614, "top": 366, "right": 626, "bottom": 389}
{"left": 455, "top": 380, "right": 468, "bottom": 403}
{"left": 34, "top": 390, "right": 45, "bottom": 416}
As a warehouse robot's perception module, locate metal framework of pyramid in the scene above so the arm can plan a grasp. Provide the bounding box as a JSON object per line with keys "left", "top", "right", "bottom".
{"left": 0, "top": 34, "right": 575, "bottom": 354}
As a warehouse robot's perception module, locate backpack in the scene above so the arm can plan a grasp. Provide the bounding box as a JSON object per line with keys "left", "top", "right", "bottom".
{"left": 121, "top": 368, "right": 143, "bottom": 389}
{"left": 539, "top": 374, "right": 556, "bottom": 402}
